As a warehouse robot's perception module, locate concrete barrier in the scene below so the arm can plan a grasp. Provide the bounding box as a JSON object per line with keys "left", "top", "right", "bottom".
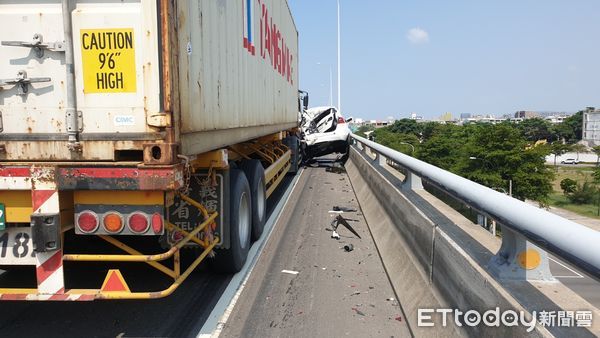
{"left": 346, "top": 147, "right": 598, "bottom": 337}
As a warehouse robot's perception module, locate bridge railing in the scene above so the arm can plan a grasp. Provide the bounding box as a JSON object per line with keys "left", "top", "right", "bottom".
{"left": 350, "top": 133, "right": 600, "bottom": 282}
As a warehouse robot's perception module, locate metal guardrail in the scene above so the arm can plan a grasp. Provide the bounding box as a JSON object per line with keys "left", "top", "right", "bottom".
{"left": 350, "top": 133, "right": 600, "bottom": 281}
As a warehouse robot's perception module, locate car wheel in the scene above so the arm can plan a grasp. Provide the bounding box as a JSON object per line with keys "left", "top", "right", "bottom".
{"left": 240, "top": 159, "right": 266, "bottom": 242}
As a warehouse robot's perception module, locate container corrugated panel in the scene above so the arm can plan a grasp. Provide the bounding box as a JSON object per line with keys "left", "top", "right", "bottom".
{"left": 175, "top": 0, "right": 299, "bottom": 156}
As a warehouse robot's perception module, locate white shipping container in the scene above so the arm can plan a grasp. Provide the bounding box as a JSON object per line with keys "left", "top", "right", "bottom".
{"left": 0, "top": 0, "right": 299, "bottom": 162}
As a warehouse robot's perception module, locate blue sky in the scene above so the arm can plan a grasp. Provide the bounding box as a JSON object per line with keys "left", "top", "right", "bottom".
{"left": 288, "top": 1, "right": 600, "bottom": 120}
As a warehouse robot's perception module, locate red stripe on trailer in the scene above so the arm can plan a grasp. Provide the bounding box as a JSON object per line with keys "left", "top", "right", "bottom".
{"left": 36, "top": 250, "right": 63, "bottom": 285}
{"left": 60, "top": 168, "right": 176, "bottom": 179}
{"left": 0, "top": 168, "right": 31, "bottom": 177}
{"left": 31, "top": 190, "right": 55, "bottom": 211}
{"left": 1, "top": 294, "right": 27, "bottom": 300}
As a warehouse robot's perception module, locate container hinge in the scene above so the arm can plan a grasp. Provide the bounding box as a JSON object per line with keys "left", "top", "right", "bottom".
{"left": 1, "top": 33, "right": 65, "bottom": 58}
{"left": 0, "top": 70, "right": 51, "bottom": 95}
{"left": 66, "top": 110, "right": 84, "bottom": 133}
{"left": 147, "top": 113, "right": 170, "bottom": 128}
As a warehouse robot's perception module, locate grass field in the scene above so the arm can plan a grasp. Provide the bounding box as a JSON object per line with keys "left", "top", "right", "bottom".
{"left": 547, "top": 165, "right": 600, "bottom": 219}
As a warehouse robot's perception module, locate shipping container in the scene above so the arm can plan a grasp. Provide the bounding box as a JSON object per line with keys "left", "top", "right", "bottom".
{"left": 0, "top": 0, "right": 303, "bottom": 301}
{"left": 0, "top": 0, "right": 298, "bottom": 161}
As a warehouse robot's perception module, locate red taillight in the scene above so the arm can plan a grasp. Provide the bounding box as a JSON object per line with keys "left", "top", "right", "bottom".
{"left": 338, "top": 116, "right": 346, "bottom": 124}
{"left": 151, "top": 213, "right": 163, "bottom": 234}
{"left": 78, "top": 211, "right": 98, "bottom": 233}
{"left": 128, "top": 213, "right": 149, "bottom": 233}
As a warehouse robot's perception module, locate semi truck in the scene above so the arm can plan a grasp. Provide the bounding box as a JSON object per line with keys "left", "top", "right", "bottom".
{"left": 0, "top": 0, "right": 302, "bottom": 300}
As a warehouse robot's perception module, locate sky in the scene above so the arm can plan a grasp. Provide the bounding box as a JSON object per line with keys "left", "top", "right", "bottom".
{"left": 288, "top": 0, "right": 600, "bottom": 120}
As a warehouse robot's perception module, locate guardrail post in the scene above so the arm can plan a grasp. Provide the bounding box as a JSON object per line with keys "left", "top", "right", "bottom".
{"left": 402, "top": 171, "right": 424, "bottom": 191}
{"left": 487, "top": 227, "right": 555, "bottom": 282}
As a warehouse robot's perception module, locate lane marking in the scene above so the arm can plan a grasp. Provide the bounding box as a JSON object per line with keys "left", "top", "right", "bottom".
{"left": 549, "top": 257, "right": 584, "bottom": 278}
{"left": 281, "top": 270, "right": 299, "bottom": 275}
{"left": 198, "top": 169, "right": 305, "bottom": 338}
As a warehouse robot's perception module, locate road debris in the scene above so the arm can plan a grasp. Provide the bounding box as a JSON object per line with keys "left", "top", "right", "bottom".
{"left": 331, "top": 230, "right": 340, "bottom": 239}
{"left": 330, "top": 214, "right": 361, "bottom": 239}
{"left": 344, "top": 243, "right": 354, "bottom": 252}
{"left": 352, "top": 307, "right": 366, "bottom": 316}
{"left": 281, "top": 270, "right": 299, "bottom": 275}
{"left": 333, "top": 206, "right": 357, "bottom": 212}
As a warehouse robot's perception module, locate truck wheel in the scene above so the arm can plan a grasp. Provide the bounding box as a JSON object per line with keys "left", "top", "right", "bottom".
{"left": 285, "top": 134, "right": 301, "bottom": 174}
{"left": 240, "top": 159, "right": 266, "bottom": 241}
{"left": 211, "top": 169, "right": 251, "bottom": 273}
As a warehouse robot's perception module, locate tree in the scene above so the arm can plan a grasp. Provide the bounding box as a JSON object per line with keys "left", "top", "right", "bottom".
{"left": 453, "top": 123, "right": 553, "bottom": 204}
{"left": 571, "top": 144, "right": 587, "bottom": 161}
{"left": 387, "top": 119, "right": 422, "bottom": 136}
{"left": 560, "top": 178, "right": 577, "bottom": 194}
{"left": 372, "top": 128, "right": 419, "bottom": 154}
{"left": 549, "top": 142, "right": 572, "bottom": 170}
{"left": 592, "top": 145, "right": 600, "bottom": 166}
{"left": 554, "top": 111, "right": 583, "bottom": 143}
{"left": 565, "top": 181, "right": 596, "bottom": 205}
{"left": 517, "top": 118, "right": 554, "bottom": 142}
{"left": 355, "top": 125, "right": 375, "bottom": 138}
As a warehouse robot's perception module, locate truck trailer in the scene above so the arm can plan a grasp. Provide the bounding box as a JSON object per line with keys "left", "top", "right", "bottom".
{"left": 0, "top": 0, "right": 302, "bottom": 300}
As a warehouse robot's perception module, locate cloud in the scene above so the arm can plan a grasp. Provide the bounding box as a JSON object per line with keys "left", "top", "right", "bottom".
{"left": 407, "top": 28, "right": 429, "bottom": 44}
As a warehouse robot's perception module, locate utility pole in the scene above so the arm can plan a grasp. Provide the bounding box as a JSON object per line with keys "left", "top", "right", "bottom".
{"left": 337, "top": 0, "right": 341, "bottom": 113}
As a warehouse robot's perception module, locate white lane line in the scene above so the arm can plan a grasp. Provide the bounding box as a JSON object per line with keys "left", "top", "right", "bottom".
{"left": 549, "top": 257, "right": 584, "bottom": 278}
{"left": 281, "top": 270, "right": 299, "bottom": 275}
{"left": 553, "top": 276, "right": 585, "bottom": 279}
{"left": 197, "top": 169, "right": 304, "bottom": 338}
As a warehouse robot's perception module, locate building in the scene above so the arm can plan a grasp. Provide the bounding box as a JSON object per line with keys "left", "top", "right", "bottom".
{"left": 514, "top": 111, "right": 540, "bottom": 119}
{"left": 582, "top": 107, "right": 600, "bottom": 145}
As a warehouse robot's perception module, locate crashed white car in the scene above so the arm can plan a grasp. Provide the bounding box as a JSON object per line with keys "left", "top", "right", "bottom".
{"left": 300, "top": 106, "right": 350, "bottom": 159}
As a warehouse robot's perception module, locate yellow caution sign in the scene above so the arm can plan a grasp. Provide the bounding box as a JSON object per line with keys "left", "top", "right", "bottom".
{"left": 80, "top": 28, "right": 136, "bottom": 93}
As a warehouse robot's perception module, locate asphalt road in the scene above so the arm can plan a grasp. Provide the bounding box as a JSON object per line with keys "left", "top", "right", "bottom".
{"left": 0, "top": 175, "right": 296, "bottom": 338}
{"left": 549, "top": 256, "right": 600, "bottom": 309}
{"left": 220, "top": 159, "right": 410, "bottom": 338}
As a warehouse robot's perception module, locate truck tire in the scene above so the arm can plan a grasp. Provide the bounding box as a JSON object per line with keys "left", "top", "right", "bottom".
{"left": 240, "top": 159, "right": 266, "bottom": 242}
{"left": 211, "top": 169, "right": 251, "bottom": 273}
{"left": 285, "top": 134, "right": 301, "bottom": 174}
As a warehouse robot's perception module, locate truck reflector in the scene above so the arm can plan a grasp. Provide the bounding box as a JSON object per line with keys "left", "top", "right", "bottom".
{"left": 103, "top": 212, "right": 124, "bottom": 233}
{"left": 151, "top": 213, "right": 163, "bottom": 234}
{"left": 128, "top": 213, "right": 149, "bottom": 234}
{"left": 101, "top": 269, "right": 130, "bottom": 293}
{"left": 77, "top": 211, "right": 99, "bottom": 233}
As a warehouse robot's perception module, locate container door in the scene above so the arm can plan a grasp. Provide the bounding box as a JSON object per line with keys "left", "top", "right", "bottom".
{"left": 0, "top": 1, "right": 161, "bottom": 160}
{"left": 0, "top": 2, "right": 69, "bottom": 139}
{"left": 71, "top": 1, "right": 161, "bottom": 138}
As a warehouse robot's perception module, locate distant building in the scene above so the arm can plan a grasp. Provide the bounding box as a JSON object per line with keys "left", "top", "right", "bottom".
{"left": 460, "top": 113, "right": 472, "bottom": 120}
{"left": 439, "top": 112, "right": 453, "bottom": 122}
{"left": 544, "top": 115, "right": 568, "bottom": 124}
{"left": 410, "top": 113, "right": 423, "bottom": 120}
{"left": 514, "top": 111, "right": 540, "bottom": 119}
{"left": 582, "top": 107, "right": 600, "bottom": 145}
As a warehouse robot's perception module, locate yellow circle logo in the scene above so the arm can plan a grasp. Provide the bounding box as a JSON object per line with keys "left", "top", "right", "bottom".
{"left": 517, "top": 249, "right": 541, "bottom": 270}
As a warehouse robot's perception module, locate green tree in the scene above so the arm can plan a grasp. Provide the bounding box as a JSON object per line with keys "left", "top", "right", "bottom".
{"left": 416, "top": 124, "right": 465, "bottom": 170}
{"left": 517, "top": 118, "right": 554, "bottom": 142}
{"left": 453, "top": 123, "right": 553, "bottom": 204}
{"left": 549, "top": 142, "right": 572, "bottom": 170}
{"left": 372, "top": 128, "right": 419, "bottom": 154}
{"left": 592, "top": 145, "right": 600, "bottom": 166}
{"left": 571, "top": 143, "right": 587, "bottom": 161}
{"left": 560, "top": 178, "right": 577, "bottom": 194}
{"left": 566, "top": 181, "right": 596, "bottom": 205}
{"left": 387, "top": 119, "right": 422, "bottom": 136}
{"left": 355, "top": 125, "right": 375, "bottom": 138}
{"left": 554, "top": 111, "right": 583, "bottom": 143}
